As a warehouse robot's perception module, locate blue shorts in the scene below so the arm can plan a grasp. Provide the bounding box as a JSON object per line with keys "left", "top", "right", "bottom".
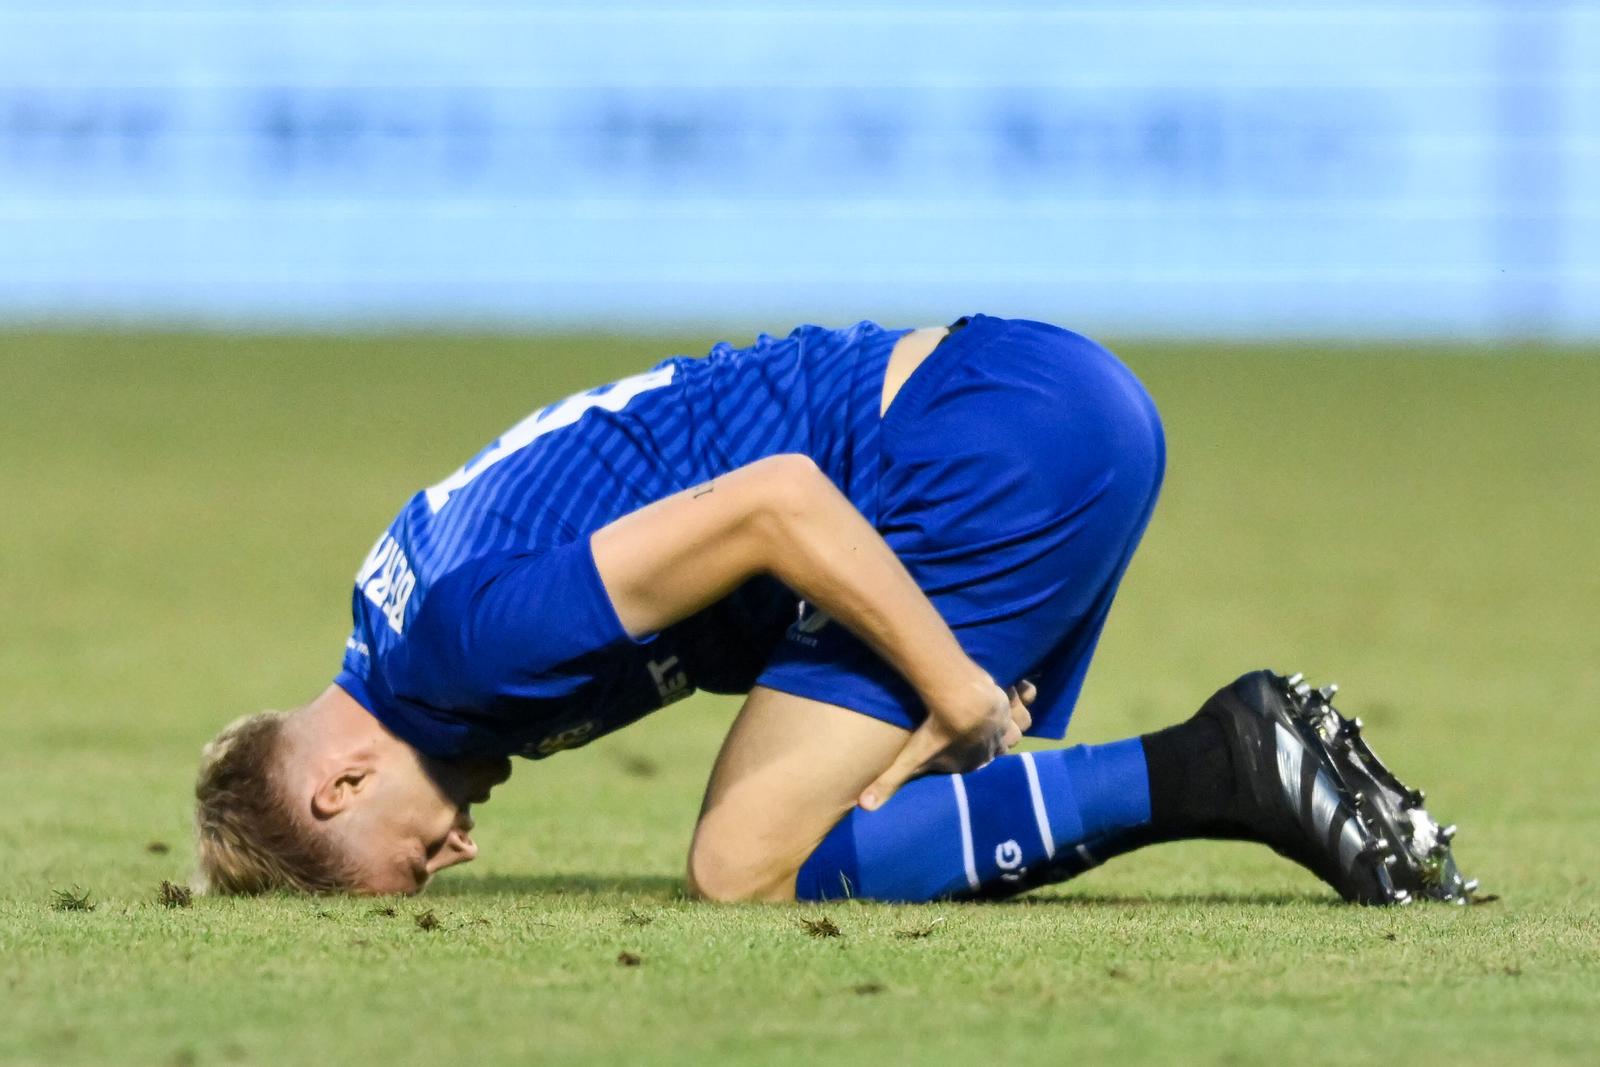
{"left": 756, "top": 314, "right": 1165, "bottom": 739}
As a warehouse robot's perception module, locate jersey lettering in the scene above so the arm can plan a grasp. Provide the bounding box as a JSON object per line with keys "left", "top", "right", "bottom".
{"left": 426, "top": 365, "right": 677, "bottom": 512}
{"left": 356, "top": 533, "right": 416, "bottom": 634}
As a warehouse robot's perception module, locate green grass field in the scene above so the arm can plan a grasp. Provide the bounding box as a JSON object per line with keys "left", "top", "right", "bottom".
{"left": 2, "top": 332, "right": 1597, "bottom": 1066}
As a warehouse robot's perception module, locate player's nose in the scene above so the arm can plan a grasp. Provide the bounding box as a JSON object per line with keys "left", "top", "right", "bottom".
{"left": 455, "top": 833, "right": 478, "bottom": 864}
{"left": 430, "top": 828, "right": 479, "bottom": 873}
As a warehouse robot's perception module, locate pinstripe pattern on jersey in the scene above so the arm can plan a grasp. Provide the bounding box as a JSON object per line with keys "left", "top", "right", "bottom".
{"left": 340, "top": 321, "right": 910, "bottom": 758}
{"left": 395, "top": 320, "right": 903, "bottom": 592}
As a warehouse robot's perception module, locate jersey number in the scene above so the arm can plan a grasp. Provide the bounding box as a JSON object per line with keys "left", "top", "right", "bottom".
{"left": 425, "top": 365, "right": 677, "bottom": 512}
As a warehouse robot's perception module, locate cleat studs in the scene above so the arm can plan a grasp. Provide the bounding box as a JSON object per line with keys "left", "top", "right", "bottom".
{"left": 1319, "top": 683, "right": 1340, "bottom": 702}
{"left": 1393, "top": 889, "right": 1412, "bottom": 905}
{"left": 1463, "top": 879, "right": 1479, "bottom": 895}
{"left": 1439, "top": 824, "right": 1457, "bottom": 844}
{"left": 1405, "top": 788, "right": 1426, "bottom": 808}
{"left": 1294, "top": 682, "right": 1312, "bottom": 698}
{"left": 1343, "top": 716, "right": 1363, "bottom": 735}
{"left": 1382, "top": 854, "right": 1399, "bottom": 867}
{"left": 1286, "top": 672, "right": 1305, "bottom": 687}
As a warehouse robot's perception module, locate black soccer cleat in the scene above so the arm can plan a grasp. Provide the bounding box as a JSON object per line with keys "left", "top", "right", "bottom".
{"left": 1200, "top": 669, "right": 1479, "bottom": 906}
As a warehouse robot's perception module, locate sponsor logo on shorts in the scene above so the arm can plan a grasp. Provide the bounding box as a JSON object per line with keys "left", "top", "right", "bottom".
{"left": 789, "top": 600, "right": 832, "bottom": 648}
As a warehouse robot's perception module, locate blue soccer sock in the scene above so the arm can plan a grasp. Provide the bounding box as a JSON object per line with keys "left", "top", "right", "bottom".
{"left": 794, "top": 738, "right": 1153, "bottom": 902}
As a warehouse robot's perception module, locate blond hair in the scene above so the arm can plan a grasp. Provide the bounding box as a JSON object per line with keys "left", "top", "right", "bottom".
{"left": 193, "top": 711, "right": 354, "bottom": 895}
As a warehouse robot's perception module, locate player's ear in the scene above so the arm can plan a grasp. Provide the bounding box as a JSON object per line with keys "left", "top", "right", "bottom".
{"left": 310, "top": 767, "right": 372, "bottom": 819}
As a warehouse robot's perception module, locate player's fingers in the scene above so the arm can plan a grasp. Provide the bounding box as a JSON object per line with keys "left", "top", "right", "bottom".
{"left": 1002, "top": 721, "right": 1023, "bottom": 751}
{"left": 859, "top": 730, "right": 943, "bottom": 811}
{"left": 1011, "top": 684, "right": 1036, "bottom": 735}
{"left": 1008, "top": 689, "right": 1032, "bottom": 734}
{"left": 1011, "top": 704, "right": 1032, "bottom": 735}
{"left": 1016, "top": 679, "right": 1038, "bottom": 706}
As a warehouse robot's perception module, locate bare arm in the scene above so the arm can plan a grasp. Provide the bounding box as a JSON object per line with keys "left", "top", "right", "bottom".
{"left": 590, "top": 453, "right": 1025, "bottom": 807}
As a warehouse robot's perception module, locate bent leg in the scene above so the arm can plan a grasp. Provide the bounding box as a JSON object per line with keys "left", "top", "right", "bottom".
{"left": 755, "top": 320, "right": 1165, "bottom": 748}
{"left": 688, "top": 686, "right": 908, "bottom": 902}
{"left": 688, "top": 685, "right": 1160, "bottom": 903}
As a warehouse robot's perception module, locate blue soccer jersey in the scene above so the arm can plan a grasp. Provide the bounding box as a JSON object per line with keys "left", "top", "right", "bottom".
{"left": 335, "top": 321, "right": 909, "bottom": 760}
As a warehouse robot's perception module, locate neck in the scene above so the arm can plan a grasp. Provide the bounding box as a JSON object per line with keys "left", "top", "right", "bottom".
{"left": 881, "top": 326, "right": 949, "bottom": 416}
{"left": 282, "top": 684, "right": 388, "bottom": 787}
{"left": 300, "top": 683, "right": 378, "bottom": 738}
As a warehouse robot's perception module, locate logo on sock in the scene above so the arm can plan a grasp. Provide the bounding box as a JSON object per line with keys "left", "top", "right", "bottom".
{"left": 995, "top": 839, "right": 1025, "bottom": 879}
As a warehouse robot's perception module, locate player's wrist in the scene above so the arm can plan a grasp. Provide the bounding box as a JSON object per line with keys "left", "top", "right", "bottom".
{"left": 922, "top": 666, "right": 1007, "bottom": 736}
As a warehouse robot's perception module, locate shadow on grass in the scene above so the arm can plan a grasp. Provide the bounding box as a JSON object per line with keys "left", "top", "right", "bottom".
{"left": 1009, "top": 890, "right": 1343, "bottom": 908}
{"left": 428, "top": 872, "right": 685, "bottom": 900}
{"left": 430, "top": 873, "right": 1336, "bottom": 909}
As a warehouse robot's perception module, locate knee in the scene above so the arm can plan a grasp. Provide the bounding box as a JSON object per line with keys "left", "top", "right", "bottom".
{"left": 685, "top": 830, "right": 794, "bottom": 903}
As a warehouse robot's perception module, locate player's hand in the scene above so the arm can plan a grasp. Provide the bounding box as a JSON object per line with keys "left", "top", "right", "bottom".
{"left": 996, "top": 678, "right": 1036, "bottom": 751}
{"left": 859, "top": 676, "right": 1034, "bottom": 811}
{"left": 1009, "top": 678, "right": 1037, "bottom": 738}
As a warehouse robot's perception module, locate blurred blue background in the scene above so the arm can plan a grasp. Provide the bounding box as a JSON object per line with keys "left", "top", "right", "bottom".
{"left": 0, "top": 0, "right": 1593, "bottom": 337}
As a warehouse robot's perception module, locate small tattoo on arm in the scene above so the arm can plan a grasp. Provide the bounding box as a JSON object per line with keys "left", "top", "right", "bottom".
{"left": 693, "top": 481, "right": 715, "bottom": 498}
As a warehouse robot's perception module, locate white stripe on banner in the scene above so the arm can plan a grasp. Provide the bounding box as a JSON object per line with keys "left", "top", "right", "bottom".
{"left": 950, "top": 775, "right": 980, "bottom": 892}
{"left": 1019, "top": 752, "right": 1056, "bottom": 860}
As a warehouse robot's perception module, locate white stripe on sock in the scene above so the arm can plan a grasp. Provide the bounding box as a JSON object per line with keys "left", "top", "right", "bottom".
{"left": 1020, "top": 752, "right": 1056, "bottom": 860}
{"left": 950, "top": 775, "right": 980, "bottom": 891}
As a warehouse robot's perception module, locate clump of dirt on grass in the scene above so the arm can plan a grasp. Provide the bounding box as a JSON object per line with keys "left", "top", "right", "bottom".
{"left": 51, "top": 886, "right": 94, "bottom": 912}
{"left": 157, "top": 881, "right": 193, "bottom": 908}
{"left": 799, "top": 916, "right": 841, "bottom": 938}
{"left": 371, "top": 905, "right": 398, "bottom": 918}
{"left": 852, "top": 982, "right": 885, "bottom": 995}
{"left": 621, "top": 909, "right": 654, "bottom": 927}
{"left": 894, "top": 917, "right": 946, "bottom": 940}
{"left": 616, "top": 951, "right": 643, "bottom": 967}
{"left": 145, "top": 841, "right": 171, "bottom": 855}
{"left": 415, "top": 910, "right": 441, "bottom": 932}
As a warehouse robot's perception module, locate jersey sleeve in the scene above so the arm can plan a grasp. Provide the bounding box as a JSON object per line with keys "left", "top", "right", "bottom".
{"left": 473, "top": 536, "right": 635, "bottom": 666}
{"left": 398, "top": 535, "right": 641, "bottom": 708}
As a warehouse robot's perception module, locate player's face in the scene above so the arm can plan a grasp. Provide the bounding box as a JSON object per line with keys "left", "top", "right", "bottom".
{"left": 338, "top": 747, "right": 513, "bottom": 895}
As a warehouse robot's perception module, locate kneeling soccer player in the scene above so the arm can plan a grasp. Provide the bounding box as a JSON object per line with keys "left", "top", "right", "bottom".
{"left": 194, "top": 315, "right": 1474, "bottom": 904}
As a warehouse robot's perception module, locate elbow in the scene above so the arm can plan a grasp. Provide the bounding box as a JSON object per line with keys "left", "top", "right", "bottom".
{"left": 746, "top": 454, "right": 826, "bottom": 562}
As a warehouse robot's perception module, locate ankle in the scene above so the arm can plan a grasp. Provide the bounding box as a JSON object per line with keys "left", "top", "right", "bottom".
{"left": 1139, "top": 711, "right": 1240, "bottom": 838}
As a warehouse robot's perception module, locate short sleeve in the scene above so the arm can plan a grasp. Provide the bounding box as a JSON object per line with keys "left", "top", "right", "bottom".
{"left": 398, "top": 535, "right": 640, "bottom": 708}
{"left": 466, "top": 534, "right": 640, "bottom": 669}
